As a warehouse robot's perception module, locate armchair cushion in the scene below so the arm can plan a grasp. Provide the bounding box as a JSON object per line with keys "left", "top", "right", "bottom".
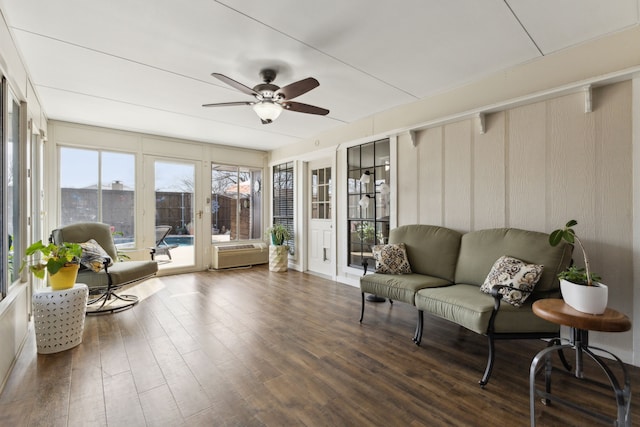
{"left": 76, "top": 260, "right": 159, "bottom": 289}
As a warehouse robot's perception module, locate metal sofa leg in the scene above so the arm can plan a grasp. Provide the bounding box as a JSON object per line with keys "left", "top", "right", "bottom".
{"left": 359, "top": 293, "right": 365, "bottom": 322}
{"left": 413, "top": 310, "right": 424, "bottom": 345}
{"left": 479, "top": 335, "right": 495, "bottom": 387}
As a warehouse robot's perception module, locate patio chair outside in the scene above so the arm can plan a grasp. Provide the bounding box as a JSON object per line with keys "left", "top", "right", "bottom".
{"left": 154, "top": 225, "right": 179, "bottom": 260}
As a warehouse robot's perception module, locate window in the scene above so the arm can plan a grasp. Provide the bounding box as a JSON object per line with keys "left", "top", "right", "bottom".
{"left": 311, "top": 167, "right": 331, "bottom": 219}
{"left": 59, "top": 147, "right": 135, "bottom": 245}
{"left": 1, "top": 81, "right": 22, "bottom": 300}
{"left": 272, "top": 162, "right": 294, "bottom": 252}
{"left": 211, "top": 164, "right": 262, "bottom": 242}
{"left": 7, "top": 92, "right": 21, "bottom": 288}
{"left": 347, "top": 139, "right": 390, "bottom": 268}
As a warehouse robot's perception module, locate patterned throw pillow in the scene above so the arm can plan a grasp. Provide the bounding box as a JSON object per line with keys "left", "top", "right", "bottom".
{"left": 79, "top": 239, "right": 113, "bottom": 272}
{"left": 480, "top": 255, "right": 544, "bottom": 307}
{"left": 372, "top": 243, "right": 412, "bottom": 274}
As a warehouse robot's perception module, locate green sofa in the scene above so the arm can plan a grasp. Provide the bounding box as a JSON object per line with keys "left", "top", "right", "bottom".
{"left": 360, "top": 225, "right": 572, "bottom": 386}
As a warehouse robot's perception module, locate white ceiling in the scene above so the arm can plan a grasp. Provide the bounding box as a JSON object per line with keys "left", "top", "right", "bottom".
{"left": 1, "top": 0, "right": 638, "bottom": 151}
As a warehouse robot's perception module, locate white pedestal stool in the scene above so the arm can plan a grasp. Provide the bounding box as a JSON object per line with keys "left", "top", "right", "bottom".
{"left": 33, "top": 283, "right": 88, "bottom": 354}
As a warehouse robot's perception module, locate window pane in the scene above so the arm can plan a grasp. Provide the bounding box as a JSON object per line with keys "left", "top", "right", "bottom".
{"left": 7, "top": 96, "right": 20, "bottom": 284}
{"left": 273, "top": 162, "right": 294, "bottom": 252}
{"left": 60, "top": 148, "right": 137, "bottom": 247}
{"left": 60, "top": 147, "right": 99, "bottom": 225}
{"left": 347, "top": 139, "right": 390, "bottom": 268}
{"left": 211, "top": 165, "right": 261, "bottom": 242}
{"left": 155, "top": 161, "right": 194, "bottom": 236}
{"left": 102, "top": 152, "right": 135, "bottom": 240}
{"left": 155, "top": 160, "right": 195, "bottom": 267}
{"left": 211, "top": 165, "right": 236, "bottom": 241}
{"left": 0, "top": 79, "right": 4, "bottom": 299}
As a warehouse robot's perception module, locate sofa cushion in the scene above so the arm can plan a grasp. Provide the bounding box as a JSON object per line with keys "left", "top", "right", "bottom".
{"left": 361, "top": 273, "right": 452, "bottom": 305}
{"left": 415, "top": 284, "right": 559, "bottom": 335}
{"left": 454, "top": 228, "right": 572, "bottom": 293}
{"left": 372, "top": 243, "right": 412, "bottom": 274}
{"left": 389, "top": 225, "right": 462, "bottom": 281}
{"left": 480, "top": 255, "right": 543, "bottom": 307}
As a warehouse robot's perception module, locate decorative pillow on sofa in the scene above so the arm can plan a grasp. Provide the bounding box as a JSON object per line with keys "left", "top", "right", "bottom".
{"left": 372, "top": 243, "right": 412, "bottom": 274}
{"left": 79, "top": 239, "right": 113, "bottom": 272}
{"left": 480, "top": 255, "right": 543, "bottom": 307}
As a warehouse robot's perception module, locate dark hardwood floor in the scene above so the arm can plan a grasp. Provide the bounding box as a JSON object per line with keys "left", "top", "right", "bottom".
{"left": 0, "top": 265, "right": 637, "bottom": 426}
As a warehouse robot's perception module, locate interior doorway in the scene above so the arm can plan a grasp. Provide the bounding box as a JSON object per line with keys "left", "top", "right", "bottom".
{"left": 307, "top": 158, "right": 335, "bottom": 276}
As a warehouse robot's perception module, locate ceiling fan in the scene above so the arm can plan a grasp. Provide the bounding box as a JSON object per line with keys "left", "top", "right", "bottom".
{"left": 203, "top": 69, "right": 330, "bottom": 124}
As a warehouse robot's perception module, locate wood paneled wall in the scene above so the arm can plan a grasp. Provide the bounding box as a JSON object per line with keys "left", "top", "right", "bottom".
{"left": 398, "top": 81, "right": 633, "bottom": 358}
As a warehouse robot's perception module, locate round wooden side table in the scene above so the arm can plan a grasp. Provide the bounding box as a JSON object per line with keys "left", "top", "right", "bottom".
{"left": 530, "top": 298, "right": 632, "bottom": 426}
{"left": 33, "top": 283, "right": 89, "bottom": 354}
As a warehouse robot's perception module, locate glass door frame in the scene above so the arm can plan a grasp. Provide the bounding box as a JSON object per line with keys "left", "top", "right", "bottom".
{"left": 143, "top": 155, "right": 205, "bottom": 274}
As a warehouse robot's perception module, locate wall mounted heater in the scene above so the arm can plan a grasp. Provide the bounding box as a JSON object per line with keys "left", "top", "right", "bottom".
{"left": 211, "top": 243, "right": 268, "bottom": 269}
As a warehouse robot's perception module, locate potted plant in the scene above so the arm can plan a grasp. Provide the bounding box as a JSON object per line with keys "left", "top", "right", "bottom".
{"left": 549, "top": 219, "right": 607, "bottom": 314}
{"left": 20, "top": 240, "right": 83, "bottom": 290}
{"left": 265, "top": 224, "right": 291, "bottom": 272}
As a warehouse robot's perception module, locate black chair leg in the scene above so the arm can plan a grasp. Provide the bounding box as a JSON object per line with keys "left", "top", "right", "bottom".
{"left": 359, "top": 292, "right": 365, "bottom": 322}
{"left": 87, "top": 285, "right": 138, "bottom": 314}
{"left": 479, "top": 335, "right": 495, "bottom": 387}
{"left": 413, "top": 310, "right": 424, "bottom": 345}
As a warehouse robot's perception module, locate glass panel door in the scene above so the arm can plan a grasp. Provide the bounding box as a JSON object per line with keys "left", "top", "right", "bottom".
{"left": 308, "top": 161, "right": 334, "bottom": 275}
{"left": 154, "top": 159, "right": 196, "bottom": 269}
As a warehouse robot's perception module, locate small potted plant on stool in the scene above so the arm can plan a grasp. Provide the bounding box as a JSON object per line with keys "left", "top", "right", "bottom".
{"left": 20, "top": 240, "right": 83, "bottom": 290}
{"left": 549, "top": 219, "right": 607, "bottom": 314}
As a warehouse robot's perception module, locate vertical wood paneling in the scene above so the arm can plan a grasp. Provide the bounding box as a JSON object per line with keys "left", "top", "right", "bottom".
{"left": 547, "top": 92, "right": 596, "bottom": 246}
{"left": 507, "top": 102, "right": 547, "bottom": 231}
{"left": 473, "top": 112, "right": 505, "bottom": 230}
{"left": 418, "top": 127, "right": 443, "bottom": 226}
{"left": 443, "top": 120, "right": 472, "bottom": 231}
{"left": 397, "top": 133, "right": 419, "bottom": 225}
{"left": 591, "top": 81, "right": 633, "bottom": 352}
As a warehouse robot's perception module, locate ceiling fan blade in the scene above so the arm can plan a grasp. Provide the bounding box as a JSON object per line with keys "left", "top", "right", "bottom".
{"left": 283, "top": 101, "right": 329, "bottom": 116}
{"left": 202, "top": 101, "right": 253, "bottom": 108}
{"left": 211, "top": 73, "right": 258, "bottom": 97}
{"left": 276, "top": 77, "right": 319, "bottom": 100}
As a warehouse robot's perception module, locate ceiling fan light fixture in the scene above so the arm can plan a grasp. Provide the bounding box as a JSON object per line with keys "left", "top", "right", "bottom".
{"left": 252, "top": 101, "right": 283, "bottom": 122}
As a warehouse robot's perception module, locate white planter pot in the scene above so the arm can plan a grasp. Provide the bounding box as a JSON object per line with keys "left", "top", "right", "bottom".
{"left": 269, "top": 245, "right": 289, "bottom": 272}
{"left": 560, "top": 279, "right": 608, "bottom": 315}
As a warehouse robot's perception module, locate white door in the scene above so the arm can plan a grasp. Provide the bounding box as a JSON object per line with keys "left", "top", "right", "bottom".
{"left": 144, "top": 156, "right": 201, "bottom": 272}
{"left": 307, "top": 160, "right": 334, "bottom": 275}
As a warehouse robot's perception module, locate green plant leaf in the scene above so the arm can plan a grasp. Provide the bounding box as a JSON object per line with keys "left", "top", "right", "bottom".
{"left": 549, "top": 230, "right": 563, "bottom": 246}
{"left": 562, "top": 230, "right": 575, "bottom": 244}
{"left": 566, "top": 219, "right": 578, "bottom": 227}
